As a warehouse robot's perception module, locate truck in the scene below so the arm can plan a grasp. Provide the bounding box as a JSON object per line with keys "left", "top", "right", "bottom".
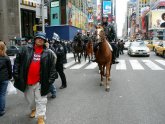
{"left": 45, "top": 25, "right": 81, "bottom": 41}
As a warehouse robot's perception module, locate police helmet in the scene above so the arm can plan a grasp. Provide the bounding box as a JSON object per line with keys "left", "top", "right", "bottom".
{"left": 52, "top": 32, "right": 60, "bottom": 42}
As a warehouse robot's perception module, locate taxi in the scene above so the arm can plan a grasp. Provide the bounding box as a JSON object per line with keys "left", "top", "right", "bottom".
{"left": 155, "top": 41, "right": 165, "bottom": 57}
{"left": 147, "top": 40, "right": 160, "bottom": 51}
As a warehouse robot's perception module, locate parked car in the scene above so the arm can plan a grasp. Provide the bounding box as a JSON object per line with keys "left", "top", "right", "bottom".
{"left": 155, "top": 41, "right": 165, "bottom": 57}
{"left": 124, "top": 41, "right": 131, "bottom": 50}
{"left": 6, "top": 45, "right": 20, "bottom": 56}
{"left": 128, "top": 41, "right": 150, "bottom": 57}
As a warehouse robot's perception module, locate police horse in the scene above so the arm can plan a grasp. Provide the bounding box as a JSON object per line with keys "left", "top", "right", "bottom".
{"left": 95, "top": 27, "right": 113, "bottom": 92}
{"left": 72, "top": 40, "right": 83, "bottom": 63}
{"left": 85, "top": 38, "right": 94, "bottom": 62}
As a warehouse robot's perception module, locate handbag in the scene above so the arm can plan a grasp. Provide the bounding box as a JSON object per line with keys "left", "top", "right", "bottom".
{"left": 7, "top": 81, "right": 17, "bottom": 95}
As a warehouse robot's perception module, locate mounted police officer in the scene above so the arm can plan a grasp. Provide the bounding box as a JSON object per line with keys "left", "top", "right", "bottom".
{"left": 102, "top": 15, "right": 119, "bottom": 64}
{"left": 52, "top": 33, "right": 67, "bottom": 89}
{"left": 73, "top": 30, "right": 82, "bottom": 43}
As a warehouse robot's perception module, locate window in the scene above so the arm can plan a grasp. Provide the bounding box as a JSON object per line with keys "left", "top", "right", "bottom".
{"left": 53, "top": 13, "right": 58, "bottom": 19}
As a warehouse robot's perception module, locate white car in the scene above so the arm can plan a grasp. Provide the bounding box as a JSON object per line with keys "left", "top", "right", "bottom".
{"left": 128, "top": 41, "right": 150, "bottom": 57}
{"left": 124, "top": 41, "right": 131, "bottom": 50}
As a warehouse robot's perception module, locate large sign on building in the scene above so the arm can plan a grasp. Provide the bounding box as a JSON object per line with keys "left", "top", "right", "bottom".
{"left": 103, "top": 1, "right": 112, "bottom": 15}
{"left": 149, "top": 10, "right": 165, "bottom": 30}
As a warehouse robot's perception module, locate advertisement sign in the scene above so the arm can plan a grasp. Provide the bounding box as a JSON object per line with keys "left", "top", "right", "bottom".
{"left": 66, "top": 2, "right": 87, "bottom": 29}
{"left": 149, "top": 10, "right": 165, "bottom": 30}
{"left": 103, "top": 1, "right": 112, "bottom": 15}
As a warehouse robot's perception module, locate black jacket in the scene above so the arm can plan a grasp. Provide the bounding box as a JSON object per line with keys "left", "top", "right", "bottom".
{"left": 53, "top": 43, "right": 65, "bottom": 65}
{"left": 13, "top": 45, "right": 58, "bottom": 96}
{"left": 0, "top": 56, "right": 12, "bottom": 82}
{"left": 103, "top": 23, "right": 116, "bottom": 43}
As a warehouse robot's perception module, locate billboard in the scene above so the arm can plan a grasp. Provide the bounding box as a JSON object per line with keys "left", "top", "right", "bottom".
{"left": 66, "top": 2, "right": 87, "bottom": 29}
{"left": 103, "top": 1, "right": 112, "bottom": 15}
{"left": 149, "top": 10, "right": 165, "bottom": 30}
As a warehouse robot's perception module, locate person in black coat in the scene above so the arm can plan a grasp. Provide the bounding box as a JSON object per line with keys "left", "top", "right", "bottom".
{"left": 0, "top": 41, "right": 12, "bottom": 116}
{"left": 52, "top": 33, "right": 67, "bottom": 89}
{"left": 13, "top": 32, "right": 58, "bottom": 123}
{"left": 102, "top": 15, "right": 119, "bottom": 64}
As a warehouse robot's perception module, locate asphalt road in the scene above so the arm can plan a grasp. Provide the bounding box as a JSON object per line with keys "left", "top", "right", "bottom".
{"left": 1, "top": 51, "right": 165, "bottom": 124}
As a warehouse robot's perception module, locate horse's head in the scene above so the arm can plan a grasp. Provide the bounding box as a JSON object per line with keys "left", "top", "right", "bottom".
{"left": 96, "top": 27, "right": 106, "bottom": 43}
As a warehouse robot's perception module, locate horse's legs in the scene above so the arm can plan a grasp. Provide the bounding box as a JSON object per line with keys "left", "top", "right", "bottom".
{"left": 73, "top": 53, "right": 76, "bottom": 62}
{"left": 108, "top": 63, "right": 112, "bottom": 81}
{"left": 99, "top": 65, "right": 104, "bottom": 86}
{"left": 105, "top": 63, "right": 110, "bottom": 92}
{"left": 77, "top": 53, "right": 79, "bottom": 63}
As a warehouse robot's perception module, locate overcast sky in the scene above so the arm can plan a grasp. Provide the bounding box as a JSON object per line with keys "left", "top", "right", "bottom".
{"left": 116, "top": 0, "right": 129, "bottom": 37}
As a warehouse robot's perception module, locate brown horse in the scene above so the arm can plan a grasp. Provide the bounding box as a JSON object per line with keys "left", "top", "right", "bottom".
{"left": 95, "top": 27, "right": 112, "bottom": 92}
{"left": 85, "top": 39, "right": 94, "bottom": 62}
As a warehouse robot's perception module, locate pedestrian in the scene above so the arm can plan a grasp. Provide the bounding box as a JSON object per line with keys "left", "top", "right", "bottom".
{"left": 52, "top": 33, "right": 67, "bottom": 89}
{"left": 13, "top": 32, "right": 58, "bottom": 124}
{"left": 61, "top": 40, "right": 67, "bottom": 64}
{"left": 45, "top": 41, "right": 57, "bottom": 99}
{"left": 119, "top": 40, "right": 124, "bottom": 55}
{"left": 0, "top": 41, "right": 12, "bottom": 116}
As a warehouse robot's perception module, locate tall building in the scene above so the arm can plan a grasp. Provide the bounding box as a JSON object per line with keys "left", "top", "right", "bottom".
{"left": 0, "top": 0, "right": 41, "bottom": 43}
{"left": 0, "top": 0, "right": 20, "bottom": 43}
{"left": 136, "top": 0, "right": 150, "bottom": 25}
{"left": 50, "top": 0, "right": 88, "bottom": 30}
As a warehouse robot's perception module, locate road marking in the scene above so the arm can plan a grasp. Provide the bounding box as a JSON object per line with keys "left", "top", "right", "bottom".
{"left": 116, "top": 60, "right": 126, "bottom": 70}
{"left": 64, "top": 60, "right": 75, "bottom": 68}
{"left": 70, "top": 60, "right": 88, "bottom": 69}
{"left": 66, "top": 53, "right": 74, "bottom": 59}
{"left": 85, "top": 62, "right": 98, "bottom": 69}
{"left": 155, "top": 60, "right": 165, "bottom": 66}
{"left": 142, "top": 60, "right": 164, "bottom": 70}
{"left": 129, "top": 60, "right": 144, "bottom": 70}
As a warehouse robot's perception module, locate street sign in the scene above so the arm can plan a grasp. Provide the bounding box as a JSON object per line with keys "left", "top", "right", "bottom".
{"left": 51, "top": 1, "right": 59, "bottom": 7}
{"left": 36, "top": 4, "right": 47, "bottom": 19}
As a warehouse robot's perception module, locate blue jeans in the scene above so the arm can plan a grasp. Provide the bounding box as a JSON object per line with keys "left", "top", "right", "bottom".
{"left": 49, "top": 83, "right": 56, "bottom": 96}
{"left": 0, "top": 80, "right": 9, "bottom": 114}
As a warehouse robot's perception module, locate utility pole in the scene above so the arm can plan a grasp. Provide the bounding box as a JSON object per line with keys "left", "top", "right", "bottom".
{"left": 41, "top": 0, "right": 45, "bottom": 33}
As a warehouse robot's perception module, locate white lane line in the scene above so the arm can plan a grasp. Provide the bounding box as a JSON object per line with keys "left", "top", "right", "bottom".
{"left": 116, "top": 60, "right": 126, "bottom": 70}
{"left": 142, "top": 60, "right": 164, "bottom": 70}
{"left": 64, "top": 60, "right": 75, "bottom": 68}
{"left": 155, "top": 60, "right": 165, "bottom": 66}
{"left": 70, "top": 60, "right": 88, "bottom": 69}
{"left": 66, "top": 53, "right": 74, "bottom": 59}
{"left": 85, "top": 62, "right": 98, "bottom": 69}
{"left": 129, "top": 60, "right": 144, "bottom": 70}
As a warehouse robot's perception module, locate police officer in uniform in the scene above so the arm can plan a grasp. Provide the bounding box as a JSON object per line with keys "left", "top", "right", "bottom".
{"left": 102, "top": 15, "right": 119, "bottom": 64}
{"left": 52, "top": 33, "right": 67, "bottom": 89}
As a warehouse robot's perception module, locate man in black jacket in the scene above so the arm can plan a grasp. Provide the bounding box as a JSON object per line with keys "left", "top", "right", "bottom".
{"left": 52, "top": 33, "right": 67, "bottom": 89}
{"left": 102, "top": 15, "right": 119, "bottom": 64}
{"left": 13, "top": 32, "right": 58, "bottom": 124}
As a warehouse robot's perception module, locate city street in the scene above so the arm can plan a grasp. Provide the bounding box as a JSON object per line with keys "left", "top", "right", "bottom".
{"left": 1, "top": 51, "right": 165, "bottom": 124}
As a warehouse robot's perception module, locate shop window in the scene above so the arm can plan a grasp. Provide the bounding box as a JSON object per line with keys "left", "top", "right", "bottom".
{"left": 53, "top": 13, "right": 58, "bottom": 19}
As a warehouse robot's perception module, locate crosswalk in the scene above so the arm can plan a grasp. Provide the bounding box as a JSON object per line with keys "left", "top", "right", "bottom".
{"left": 10, "top": 53, "right": 165, "bottom": 71}
{"left": 64, "top": 53, "right": 165, "bottom": 71}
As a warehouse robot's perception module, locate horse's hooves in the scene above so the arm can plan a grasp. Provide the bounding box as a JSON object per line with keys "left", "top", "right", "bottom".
{"left": 105, "top": 88, "right": 110, "bottom": 92}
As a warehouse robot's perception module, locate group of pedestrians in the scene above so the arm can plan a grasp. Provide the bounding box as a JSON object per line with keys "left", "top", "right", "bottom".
{"left": 0, "top": 32, "right": 67, "bottom": 124}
